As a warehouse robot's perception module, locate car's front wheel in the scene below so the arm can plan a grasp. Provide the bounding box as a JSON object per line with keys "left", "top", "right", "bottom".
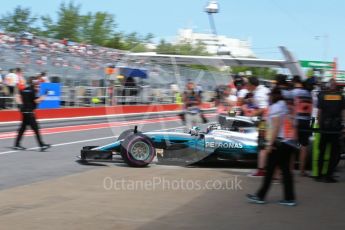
{"left": 120, "top": 134, "right": 155, "bottom": 167}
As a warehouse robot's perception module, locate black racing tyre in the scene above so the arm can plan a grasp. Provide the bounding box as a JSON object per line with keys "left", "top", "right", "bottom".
{"left": 120, "top": 133, "right": 155, "bottom": 167}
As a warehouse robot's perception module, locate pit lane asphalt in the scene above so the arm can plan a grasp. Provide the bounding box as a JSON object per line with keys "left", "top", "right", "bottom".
{"left": 0, "top": 114, "right": 344, "bottom": 230}
{"left": 0, "top": 115, "right": 188, "bottom": 190}
{"left": 0, "top": 112, "right": 186, "bottom": 133}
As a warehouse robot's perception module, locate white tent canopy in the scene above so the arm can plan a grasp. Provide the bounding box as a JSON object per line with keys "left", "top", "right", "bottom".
{"left": 126, "top": 46, "right": 304, "bottom": 77}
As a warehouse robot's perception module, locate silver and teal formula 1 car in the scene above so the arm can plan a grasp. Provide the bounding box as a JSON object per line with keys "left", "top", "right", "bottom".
{"left": 80, "top": 117, "right": 259, "bottom": 167}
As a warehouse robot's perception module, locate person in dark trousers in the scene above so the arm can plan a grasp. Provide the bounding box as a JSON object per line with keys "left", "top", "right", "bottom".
{"left": 183, "top": 81, "right": 202, "bottom": 129}
{"left": 13, "top": 77, "right": 51, "bottom": 151}
{"left": 316, "top": 78, "right": 345, "bottom": 183}
{"left": 247, "top": 87, "right": 297, "bottom": 206}
{"left": 122, "top": 76, "right": 137, "bottom": 104}
{"left": 291, "top": 76, "right": 313, "bottom": 176}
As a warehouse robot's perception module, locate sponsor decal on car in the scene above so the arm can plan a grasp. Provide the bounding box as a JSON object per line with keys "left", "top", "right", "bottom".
{"left": 205, "top": 142, "right": 243, "bottom": 149}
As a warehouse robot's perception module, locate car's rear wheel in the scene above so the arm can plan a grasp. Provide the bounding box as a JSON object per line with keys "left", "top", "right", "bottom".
{"left": 120, "top": 134, "right": 155, "bottom": 167}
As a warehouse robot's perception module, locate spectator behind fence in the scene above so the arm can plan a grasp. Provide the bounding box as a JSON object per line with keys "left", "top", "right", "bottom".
{"left": 0, "top": 67, "right": 6, "bottom": 109}
{"left": 16, "top": 67, "right": 26, "bottom": 91}
{"left": 37, "top": 72, "right": 49, "bottom": 83}
{"left": 4, "top": 69, "right": 18, "bottom": 95}
{"left": 122, "top": 76, "right": 137, "bottom": 104}
{"left": 0, "top": 32, "right": 124, "bottom": 75}
{"left": 0, "top": 68, "right": 3, "bottom": 81}
{"left": 183, "top": 81, "right": 202, "bottom": 129}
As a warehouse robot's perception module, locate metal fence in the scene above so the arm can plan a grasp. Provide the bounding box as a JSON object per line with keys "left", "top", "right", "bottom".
{"left": 0, "top": 84, "right": 215, "bottom": 109}
{"left": 60, "top": 86, "right": 213, "bottom": 107}
{"left": 0, "top": 85, "right": 17, "bottom": 109}
{"left": 61, "top": 86, "right": 177, "bottom": 107}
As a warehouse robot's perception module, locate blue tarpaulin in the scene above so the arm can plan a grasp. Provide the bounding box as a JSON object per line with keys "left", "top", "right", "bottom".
{"left": 38, "top": 83, "right": 61, "bottom": 109}
{"left": 119, "top": 67, "right": 148, "bottom": 79}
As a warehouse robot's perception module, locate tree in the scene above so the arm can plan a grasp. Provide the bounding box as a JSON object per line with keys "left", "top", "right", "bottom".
{"left": 80, "top": 12, "right": 116, "bottom": 45}
{"left": 122, "top": 32, "right": 141, "bottom": 50}
{"left": 0, "top": 6, "right": 38, "bottom": 33}
{"left": 143, "top": 33, "right": 154, "bottom": 43}
{"left": 117, "top": 32, "right": 153, "bottom": 52}
{"left": 156, "top": 39, "right": 176, "bottom": 54}
{"left": 39, "top": 15, "right": 57, "bottom": 38}
{"left": 54, "top": 1, "right": 82, "bottom": 41}
{"left": 231, "top": 66, "right": 278, "bottom": 80}
{"left": 105, "top": 32, "right": 125, "bottom": 49}
{"left": 306, "top": 68, "right": 314, "bottom": 77}
{"left": 156, "top": 40, "right": 209, "bottom": 56}
{"left": 175, "top": 42, "right": 209, "bottom": 56}
{"left": 79, "top": 12, "right": 93, "bottom": 42}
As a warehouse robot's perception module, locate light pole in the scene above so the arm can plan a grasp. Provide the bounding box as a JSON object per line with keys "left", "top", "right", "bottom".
{"left": 205, "top": 0, "right": 219, "bottom": 36}
{"left": 204, "top": 1, "right": 238, "bottom": 61}
{"left": 205, "top": 1, "right": 224, "bottom": 55}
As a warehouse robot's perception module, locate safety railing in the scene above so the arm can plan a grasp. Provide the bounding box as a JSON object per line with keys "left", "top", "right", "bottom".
{"left": 0, "top": 85, "right": 18, "bottom": 110}
{"left": 68, "top": 86, "right": 177, "bottom": 107}
{"left": 0, "top": 96, "right": 17, "bottom": 110}
{"left": 0, "top": 84, "right": 214, "bottom": 110}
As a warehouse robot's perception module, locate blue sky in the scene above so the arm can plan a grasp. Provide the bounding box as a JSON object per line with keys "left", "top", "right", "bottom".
{"left": 1, "top": 0, "right": 344, "bottom": 68}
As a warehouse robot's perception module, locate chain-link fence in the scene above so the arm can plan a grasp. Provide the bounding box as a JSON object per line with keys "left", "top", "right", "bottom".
{"left": 0, "top": 85, "right": 18, "bottom": 109}
{"left": 0, "top": 84, "right": 216, "bottom": 109}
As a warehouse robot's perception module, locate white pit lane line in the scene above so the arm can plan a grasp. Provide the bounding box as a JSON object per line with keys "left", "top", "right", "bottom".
{"left": 0, "top": 126, "right": 185, "bottom": 156}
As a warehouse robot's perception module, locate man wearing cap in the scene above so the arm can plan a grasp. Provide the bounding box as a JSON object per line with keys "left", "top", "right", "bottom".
{"left": 4, "top": 69, "right": 18, "bottom": 96}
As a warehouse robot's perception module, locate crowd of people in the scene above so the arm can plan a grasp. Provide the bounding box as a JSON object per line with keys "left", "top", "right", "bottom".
{"left": 0, "top": 31, "right": 123, "bottom": 60}
{"left": 0, "top": 31, "right": 125, "bottom": 77}
{"left": 211, "top": 73, "right": 344, "bottom": 206}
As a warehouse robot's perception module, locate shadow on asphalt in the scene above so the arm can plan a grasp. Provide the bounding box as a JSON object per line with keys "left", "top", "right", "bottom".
{"left": 75, "top": 160, "right": 109, "bottom": 167}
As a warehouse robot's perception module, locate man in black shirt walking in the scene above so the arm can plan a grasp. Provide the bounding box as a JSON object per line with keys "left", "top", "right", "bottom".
{"left": 13, "top": 77, "right": 51, "bottom": 151}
